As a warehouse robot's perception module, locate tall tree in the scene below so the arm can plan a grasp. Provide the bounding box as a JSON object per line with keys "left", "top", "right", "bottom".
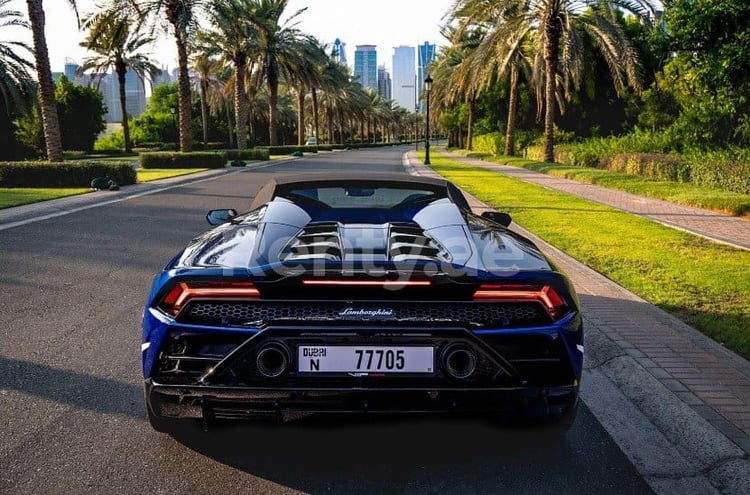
{"left": 199, "top": 0, "right": 261, "bottom": 149}
{"left": 79, "top": 10, "right": 159, "bottom": 153}
{"left": 115, "top": 0, "right": 207, "bottom": 152}
{"left": 243, "top": 0, "right": 313, "bottom": 146}
{"left": 448, "top": 0, "right": 653, "bottom": 162}
{"left": 25, "top": 0, "right": 78, "bottom": 161}
{"left": 189, "top": 51, "right": 225, "bottom": 147}
{"left": 0, "top": 0, "right": 35, "bottom": 117}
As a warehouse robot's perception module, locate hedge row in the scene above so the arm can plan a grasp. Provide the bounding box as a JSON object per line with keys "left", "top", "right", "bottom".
{"left": 225, "top": 148, "right": 270, "bottom": 161}
{"left": 523, "top": 144, "right": 750, "bottom": 194}
{"left": 0, "top": 161, "right": 137, "bottom": 188}
{"left": 139, "top": 152, "right": 227, "bottom": 169}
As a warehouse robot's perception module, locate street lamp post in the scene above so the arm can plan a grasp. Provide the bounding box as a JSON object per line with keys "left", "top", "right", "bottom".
{"left": 169, "top": 106, "right": 177, "bottom": 148}
{"left": 423, "top": 74, "right": 433, "bottom": 165}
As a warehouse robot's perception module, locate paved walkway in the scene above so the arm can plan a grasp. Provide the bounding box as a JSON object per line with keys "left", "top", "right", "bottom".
{"left": 405, "top": 150, "right": 750, "bottom": 493}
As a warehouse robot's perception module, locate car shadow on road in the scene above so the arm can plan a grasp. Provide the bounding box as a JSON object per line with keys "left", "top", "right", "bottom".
{"left": 0, "top": 356, "right": 142, "bottom": 419}
{"left": 168, "top": 407, "right": 653, "bottom": 495}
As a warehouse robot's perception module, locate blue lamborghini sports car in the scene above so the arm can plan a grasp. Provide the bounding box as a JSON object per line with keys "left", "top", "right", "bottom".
{"left": 141, "top": 173, "right": 583, "bottom": 432}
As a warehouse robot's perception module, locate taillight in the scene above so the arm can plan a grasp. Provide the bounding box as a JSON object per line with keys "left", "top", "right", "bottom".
{"left": 301, "top": 279, "right": 431, "bottom": 287}
{"left": 473, "top": 283, "right": 569, "bottom": 319}
{"left": 158, "top": 281, "right": 260, "bottom": 316}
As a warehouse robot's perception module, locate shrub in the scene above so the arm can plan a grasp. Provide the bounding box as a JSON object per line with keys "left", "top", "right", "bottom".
{"left": 224, "top": 148, "right": 270, "bottom": 161}
{"left": 139, "top": 152, "right": 227, "bottom": 169}
{"left": 472, "top": 132, "right": 503, "bottom": 156}
{"left": 0, "top": 161, "right": 137, "bottom": 187}
{"left": 601, "top": 153, "right": 690, "bottom": 182}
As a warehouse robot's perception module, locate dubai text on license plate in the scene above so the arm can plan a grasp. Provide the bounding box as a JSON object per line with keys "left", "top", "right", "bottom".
{"left": 297, "top": 345, "right": 434, "bottom": 373}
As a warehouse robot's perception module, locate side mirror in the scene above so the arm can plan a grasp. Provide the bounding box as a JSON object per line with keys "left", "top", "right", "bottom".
{"left": 481, "top": 210, "right": 512, "bottom": 227}
{"left": 206, "top": 208, "right": 238, "bottom": 225}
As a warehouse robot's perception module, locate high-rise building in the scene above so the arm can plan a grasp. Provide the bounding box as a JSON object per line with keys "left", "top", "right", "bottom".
{"left": 332, "top": 38, "right": 347, "bottom": 65}
{"left": 417, "top": 42, "right": 436, "bottom": 113}
{"left": 391, "top": 45, "right": 416, "bottom": 112}
{"left": 377, "top": 65, "right": 392, "bottom": 100}
{"left": 151, "top": 66, "right": 172, "bottom": 88}
{"left": 353, "top": 45, "right": 377, "bottom": 90}
{"left": 64, "top": 57, "right": 80, "bottom": 82}
{"left": 100, "top": 70, "right": 147, "bottom": 123}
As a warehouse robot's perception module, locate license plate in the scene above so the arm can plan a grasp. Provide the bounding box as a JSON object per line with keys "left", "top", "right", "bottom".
{"left": 298, "top": 345, "right": 434, "bottom": 373}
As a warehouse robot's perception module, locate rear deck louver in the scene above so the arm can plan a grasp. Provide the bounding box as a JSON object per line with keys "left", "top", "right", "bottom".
{"left": 388, "top": 224, "right": 451, "bottom": 262}
{"left": 282, "top": 223, "right": 342, "bottom": 261}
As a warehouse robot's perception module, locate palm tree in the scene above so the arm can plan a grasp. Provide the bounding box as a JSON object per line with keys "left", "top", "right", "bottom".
{"left": 287, "top": 37, "right": 325, "bottom": 145}
{"left": 243, "top": 0, "right": 314, "bottom": 146}
{"left": 0, "top": 0, "right": 35, "bottom": 117}
{"left": 25, "top": 0, "right": 78, "bottom": 161}
{"left": 314, "top": 57, "right": 351, "bottom": 144}
{"left": 448, "top": 0, "right": 653, "bottom": 162}
{"left": 189, "top": 51, "right": 225, "bottom": 147}
{"left": 447, "top": 6, "right": 532, "bottom": 154}
{"left": 78, "top": 10, "right": 159, "bottom": 153}
{"left": 114, "top": 0, "right": 208, "bottom": 152}
{"left": 199, "top": 0, "right": 262, "bottom": 149}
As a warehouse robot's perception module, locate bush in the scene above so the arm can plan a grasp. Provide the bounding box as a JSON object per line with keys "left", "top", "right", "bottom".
{"left": 94, "top": 131, "right": 126, "bottom": 152}
{"left": 601, "top": 153, "right": 690, "bottom": 182}
{"left": 0, "top": 161, "right": 137, "bottom": 187}
{"left": 684, "top": 149, "right": 750, "bottom": 194}
{"left": 139, "top": 152, "right": 227, "bottom": 169}
{"left": 224, "top": 148, "right": 270, "bottom": 161}
{"left": 472, "top": 132, "right": 503, "bottom": 156}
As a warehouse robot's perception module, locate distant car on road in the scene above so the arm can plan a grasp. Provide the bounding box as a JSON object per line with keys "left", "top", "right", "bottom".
{"left": 141, "top": 173, "right": 583, "bottom": 432}
{"left": 305, "top": 136, "right": 318, "bottom": 146}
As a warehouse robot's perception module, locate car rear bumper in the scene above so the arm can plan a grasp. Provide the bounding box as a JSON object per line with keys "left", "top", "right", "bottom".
{"left": 145, "top": 379, "right": 579, "bottom": 422}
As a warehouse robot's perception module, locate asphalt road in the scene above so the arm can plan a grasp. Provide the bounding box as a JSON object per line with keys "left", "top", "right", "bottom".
{"left": 0, "top": 146, "right": 654, "bottom": 494}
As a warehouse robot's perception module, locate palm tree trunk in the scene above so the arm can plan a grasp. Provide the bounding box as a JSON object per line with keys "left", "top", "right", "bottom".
{"left": 505, "top": 58, "right": 519, "bottom": 156}
{"left": 116, "top": 65, "right": 131, "bottom": 153}
{"left": 312, "top": 88, "right": 319, "bottom": 142}
{"left": 268, "top": 60, "right": 279, "bottom": 146}
{"left": 235, "top": 60, "right": 248, "bottom": 149}
{"left": 26, "top": 0, "right": 63, "bottom": 161}
{"left": 200, "top": 80, "right": 209, "bottom": 146}
{"left": 297, "top": 89, "right": 305, "bottom": 146}
{"left": 174, "top": 26, "right": 193, "bottom": 152}
{"left": 543, "top": 12, "right": 561, "bottom": 163}
{"left": 467, "top": 97, "right": 475, "bottom": 151}
{"left": 225, "top": 99, "right": 234, "bottom": 148}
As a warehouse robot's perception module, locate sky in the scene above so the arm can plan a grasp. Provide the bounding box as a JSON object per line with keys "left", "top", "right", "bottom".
{"left": 8, "top": 0, "right": 457, "bottom": 73}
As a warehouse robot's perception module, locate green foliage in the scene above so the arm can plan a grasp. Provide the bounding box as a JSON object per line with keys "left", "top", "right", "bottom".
{"left": 0, "top": 161, "right": 136, "bottom": 187}
{"left": 14, "top": 105, "right": 45, "bottom": 156}
{"left": 472, "top": 132, "right": 503, "bottom": 156}
{"left": 54, "top": 76, "right": 107, "bottom": 151}
{"left": 683, "top": 149, "right": 750, "bottom": 194}
{"left": 14, "top": 76, "right": 107, "bottom": 156}
{"left": 601, "top": 153, "right": 690, "bottom": 183}
{"left": 139, "top": 152, "right": 227, "bottom": 169}
{"left": 94, "top": 130, "right": 126, "bottom": 152}
{"left": 224, "top": 149, "right": 271, "bottom": 161}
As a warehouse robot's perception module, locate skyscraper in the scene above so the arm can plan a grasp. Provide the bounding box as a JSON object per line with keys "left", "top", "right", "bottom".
{"left": 332, "top": 38, "right": 347, "bottom": 65}
{"left": 377, "top": 65, "right": 392, "bottom": 100}
{"left": 417, "top": 42, "right": 436, "bottom": 113}
{"left": 353, "top": 45, "right": 377, "bottom": 90}
{"left": 391, "top": 46, "right": 416, "bottom": 112}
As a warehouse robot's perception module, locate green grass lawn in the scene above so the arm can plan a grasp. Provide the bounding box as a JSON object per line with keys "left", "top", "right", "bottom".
{"left": 0, "top": 188, "right": 91, "bottom": 209}
{"left": 0, "top": 168, "right": 208, "bottom": 209}
{"left": 424, "top": 152, "right": 750, "bottom": 361}
{"left": 448, "top": 150, "right": 750, "bottom": 217}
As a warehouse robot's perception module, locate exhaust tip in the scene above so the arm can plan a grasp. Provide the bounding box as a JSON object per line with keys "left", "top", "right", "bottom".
{"left": 442, "top": 344, "right": 477, "bottom": 379}
{"left": 256, "top": 342, "right": 290, "bottom": 378}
